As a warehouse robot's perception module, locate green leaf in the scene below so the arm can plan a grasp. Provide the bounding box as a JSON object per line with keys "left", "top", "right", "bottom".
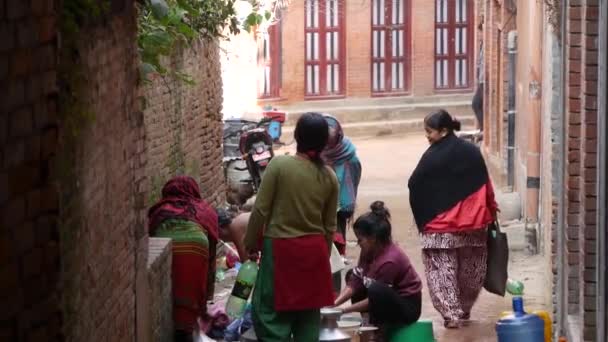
{"left": 140, "top": 62, "right": 157, "bottom": 78}
{"left": 150, "top": 0, "right": 169, "bottom": 19}
{"left": 265, "top": 10, "right": 272, "bottom": 21}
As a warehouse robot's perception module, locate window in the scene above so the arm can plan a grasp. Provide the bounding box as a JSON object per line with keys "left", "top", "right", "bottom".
{"left": 372, "top": 0, "right": 410, "bottom": 94}
{"left": 434, "top": 0, "right": 473, "bottom": 90}
{"left": 258, "top": 22, "right": 281, "bottom": 98}
{"left": 305, "top": 0, "right": 345, "bottom": 97}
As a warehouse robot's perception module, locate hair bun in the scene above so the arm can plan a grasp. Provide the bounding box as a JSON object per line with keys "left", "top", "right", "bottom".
{"left": 451, "top": 117, "right": 462, "bottom": 131}
{"left": 370, "top": 201, "right": 391, "bottom": 220}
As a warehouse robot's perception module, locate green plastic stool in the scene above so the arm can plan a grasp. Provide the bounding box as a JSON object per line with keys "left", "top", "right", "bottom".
{"left": 388, "top": 319, "right": 435, "bottom": 342}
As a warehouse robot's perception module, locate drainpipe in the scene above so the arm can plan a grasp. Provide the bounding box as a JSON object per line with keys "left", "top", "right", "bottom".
{"left": 596, "top": 0, "right": 607, "bottom": 339}
{"left": 555, "top": 0, "right": 568, "bottom": 337}
{"left": 507, "top": 31, "right": 517, "bottom": 189}
{"left": 524, "top": 0, "right": 543, "bottom": 254}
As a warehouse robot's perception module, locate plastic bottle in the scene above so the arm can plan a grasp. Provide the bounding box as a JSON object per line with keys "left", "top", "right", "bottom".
{"left": 506, "top": 278, "right": 525, "bottom": 295}
{"left": 532, "top": 310, "right": 552, "bottom": 342}
{"left": 226, "top": 260, "right": 259, "bottom": 320}
{"left": 496, "top": 297, "right": 545, "bottom": 342}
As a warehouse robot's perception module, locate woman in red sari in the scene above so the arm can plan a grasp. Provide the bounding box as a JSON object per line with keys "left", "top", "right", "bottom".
{"left": 148, "top": 176, "right": 219, "bottom": 341}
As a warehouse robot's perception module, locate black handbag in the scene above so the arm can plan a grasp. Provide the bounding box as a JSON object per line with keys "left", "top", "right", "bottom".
{"left": 483, "top": 221, "right": 509, "bottom": 296}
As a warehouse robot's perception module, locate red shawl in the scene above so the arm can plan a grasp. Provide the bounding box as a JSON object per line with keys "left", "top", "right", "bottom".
{"left": 148, "top": 176, "right": 219, "bottom": 241}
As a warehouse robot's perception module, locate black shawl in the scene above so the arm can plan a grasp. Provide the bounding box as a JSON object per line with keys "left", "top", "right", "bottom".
{"left": 408, "top": 134, "right": 489, "bottom": 232}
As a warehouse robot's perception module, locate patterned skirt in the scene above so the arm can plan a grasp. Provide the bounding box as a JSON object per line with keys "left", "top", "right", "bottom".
{"left": 420, "top": 229, "right": 488, "bottom": 323}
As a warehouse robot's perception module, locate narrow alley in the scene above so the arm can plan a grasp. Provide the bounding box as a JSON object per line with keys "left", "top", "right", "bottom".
{"left": 2, "top": 0, "right": 606, "bottom": 341}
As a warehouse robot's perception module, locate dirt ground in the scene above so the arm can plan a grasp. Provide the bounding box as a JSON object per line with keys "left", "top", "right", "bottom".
{"left": 217, "top": 132, "right": 550, "bottom": 341}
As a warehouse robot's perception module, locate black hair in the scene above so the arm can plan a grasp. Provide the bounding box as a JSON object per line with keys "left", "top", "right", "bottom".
{"left": 353, "top": 201, "right": 392, "bottom": 246}
{"left": 215, "top": 207, "right": 233, "bottom": 227}
{"left": 294, "top": 112, "right": 329, "bottom": 169}
{"left": 424, "top": 109, "right": 461, "bottom": 134}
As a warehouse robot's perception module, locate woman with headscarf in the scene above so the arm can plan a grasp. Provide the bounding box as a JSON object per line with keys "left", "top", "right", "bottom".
{"left": 148, "top": 176, "right": 219, "bottom": 341}
{"left": 321, "top": 115, "right": 362, "bottom": 292}
{"left": 408, "top": 109, "right": 498, "bottom": 329}
{"left": 245, "top": 112, "right": 339, "bottom": 342}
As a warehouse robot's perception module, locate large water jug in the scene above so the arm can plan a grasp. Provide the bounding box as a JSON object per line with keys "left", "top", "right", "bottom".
{"left": 496, "top": 297, "right": 545, "bottom": 342}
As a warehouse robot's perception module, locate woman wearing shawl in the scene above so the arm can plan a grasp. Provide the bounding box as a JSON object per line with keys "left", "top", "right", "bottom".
{"left": 408, "top": 110, "right": 498, "bottom": 329}
{"left": 321, "top": 115, "right": 362, "bottom": 291}
{"left": 148, "top": 176, "right": 219, "bottom": 341}
{"left": 245, "top": 113, "right": 339, "bottom": 342}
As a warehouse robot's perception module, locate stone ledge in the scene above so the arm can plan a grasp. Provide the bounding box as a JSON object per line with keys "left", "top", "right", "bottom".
{"left": 148, "top": 237, "right": 172, "bottom": 269}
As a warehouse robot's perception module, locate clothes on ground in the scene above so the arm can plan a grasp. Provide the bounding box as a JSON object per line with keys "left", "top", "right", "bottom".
{"left": 252, "top": 238, "right": 327, "bottom": 342}
{"left": 408, "top": 133, "right": 496, "bottom": 232}
{"left": 422, "top": 245, "right": 488, "bottom": 322}
{"left": 223, "top": 305, "right": 254, "bottom": 341}
{"left": 148, "top": 176, "right": 220, "bottom": 334}
{"left": 244, "top": 155, "right": 339, "bottom": 250}
{"left": 348, "top": 243, "right": 422, "bottom": 298}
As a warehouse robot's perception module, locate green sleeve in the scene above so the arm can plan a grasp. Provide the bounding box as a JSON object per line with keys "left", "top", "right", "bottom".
{"left": 244, "top": 158, "right": 279, "bottom": 251}
{"left": 323, "top": 169, "right": 339, "bottom": 248}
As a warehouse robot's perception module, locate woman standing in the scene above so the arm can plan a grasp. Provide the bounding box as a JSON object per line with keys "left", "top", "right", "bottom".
{"left": 334, "top": 201, "right": 422, "bottom": 338}
{"left": 321, "top": 114, "right": 362, "bottom": 291}
{"left": 408, "top": 110, "right": 498, "bottom": 329}
{"left": 244, "top": 113, "right": 339, "bottom": 342}
{"left": 148, "top": 176, "right": 219, "bottom": 341}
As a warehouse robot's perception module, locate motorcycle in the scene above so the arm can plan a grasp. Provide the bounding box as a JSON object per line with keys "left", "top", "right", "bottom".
{"left": 457, "top": 129, "right": 483, "bottom": 145}
{"left": 223, "top": 117, "right": 277, "bottom": 206}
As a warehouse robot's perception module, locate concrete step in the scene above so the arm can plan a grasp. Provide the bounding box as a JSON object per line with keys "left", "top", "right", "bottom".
{"left": 279, "top": 94, "right": 475, "bottom": 125}
{"left": 282, "top": 115, "right": 477, "bottom": 138}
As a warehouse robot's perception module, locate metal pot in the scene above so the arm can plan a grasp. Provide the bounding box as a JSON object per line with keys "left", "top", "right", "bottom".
{"left": 357, "top": 326, "right": 379, "bottom": 342}
{"left": 240, "top": 308, "right": 353, "bottom": 342}
{"left": 319, "top": 308, "right": 351, "bottom": 342}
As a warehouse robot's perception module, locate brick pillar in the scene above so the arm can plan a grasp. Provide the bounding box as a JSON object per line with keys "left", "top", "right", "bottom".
{"left": 0, "top": 1, "right": 61, "bottom": 341}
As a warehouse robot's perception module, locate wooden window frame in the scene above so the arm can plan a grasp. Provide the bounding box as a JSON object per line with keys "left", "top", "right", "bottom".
{"left": 370, "top": 0, "right": 412, "bottom": 96}
{"left": 434, "top": 0, "right": 474, "bottom": 92}
{"left": 258, "top": 22, "right": 282, "bottom": 99}
{"left": 304, "top": 0, "right": 346, "bottom": 99}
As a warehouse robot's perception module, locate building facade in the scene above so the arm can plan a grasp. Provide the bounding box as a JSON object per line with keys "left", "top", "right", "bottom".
{"left": 482, "top": 0, "right": 607, "bottom": 340}
{"left": 256, "top": 0, "right": 481, "bottom": 109}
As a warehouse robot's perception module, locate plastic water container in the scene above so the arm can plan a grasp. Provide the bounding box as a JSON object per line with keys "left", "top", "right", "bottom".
{"left": 496, "top": 297, "right": 545, "bottom": 342}
{"left": 389, "top": 319, "right": 435, "bottom": 342}
{"left": 226, "top": 261, "right": 258, "bottom": 320}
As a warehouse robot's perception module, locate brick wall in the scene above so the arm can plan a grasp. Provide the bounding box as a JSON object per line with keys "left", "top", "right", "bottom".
{"left": 275, "top": 0, "right": 473, "bottom": 105}
{"left": 142, "top": 39, "right": 225, "bottom": 207}
{"left": 564, "top": 0, "right": 600, "bottom": 340}
{"left": 0, "top": 1, "right": 61, "bottom": 340}
{"left": 58, "top": 3, "right": 144, "bottom": 341}
{"left": 146, "top": 238, "right": 173, "bottom": 342}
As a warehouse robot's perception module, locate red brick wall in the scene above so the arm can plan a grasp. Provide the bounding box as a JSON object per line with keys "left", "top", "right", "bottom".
{"left": 0, "top": 1, "right": 61, "bottom": 340}
{"left": 58, "top": 4, "right": 143, "bottom": 341}
{"left": 274, "top": 0, "right": 475, "bottom": 104}
{"left": 564, "top": 0, "right": 600, "bottom": 340}
{"left": 142, "top": 40, "right": 225, "bottom": 206}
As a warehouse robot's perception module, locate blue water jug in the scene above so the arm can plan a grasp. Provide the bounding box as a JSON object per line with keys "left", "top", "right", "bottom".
{"left": 496, "top": 297, "right": 545, "bottom": 342}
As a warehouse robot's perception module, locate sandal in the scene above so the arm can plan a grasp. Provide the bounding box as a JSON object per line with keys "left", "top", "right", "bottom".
{"left": 460, "top": 313, "right": 472, "bottom": 326}
{"left": 444, "top": 320, "right": 461, "bottom": 329}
